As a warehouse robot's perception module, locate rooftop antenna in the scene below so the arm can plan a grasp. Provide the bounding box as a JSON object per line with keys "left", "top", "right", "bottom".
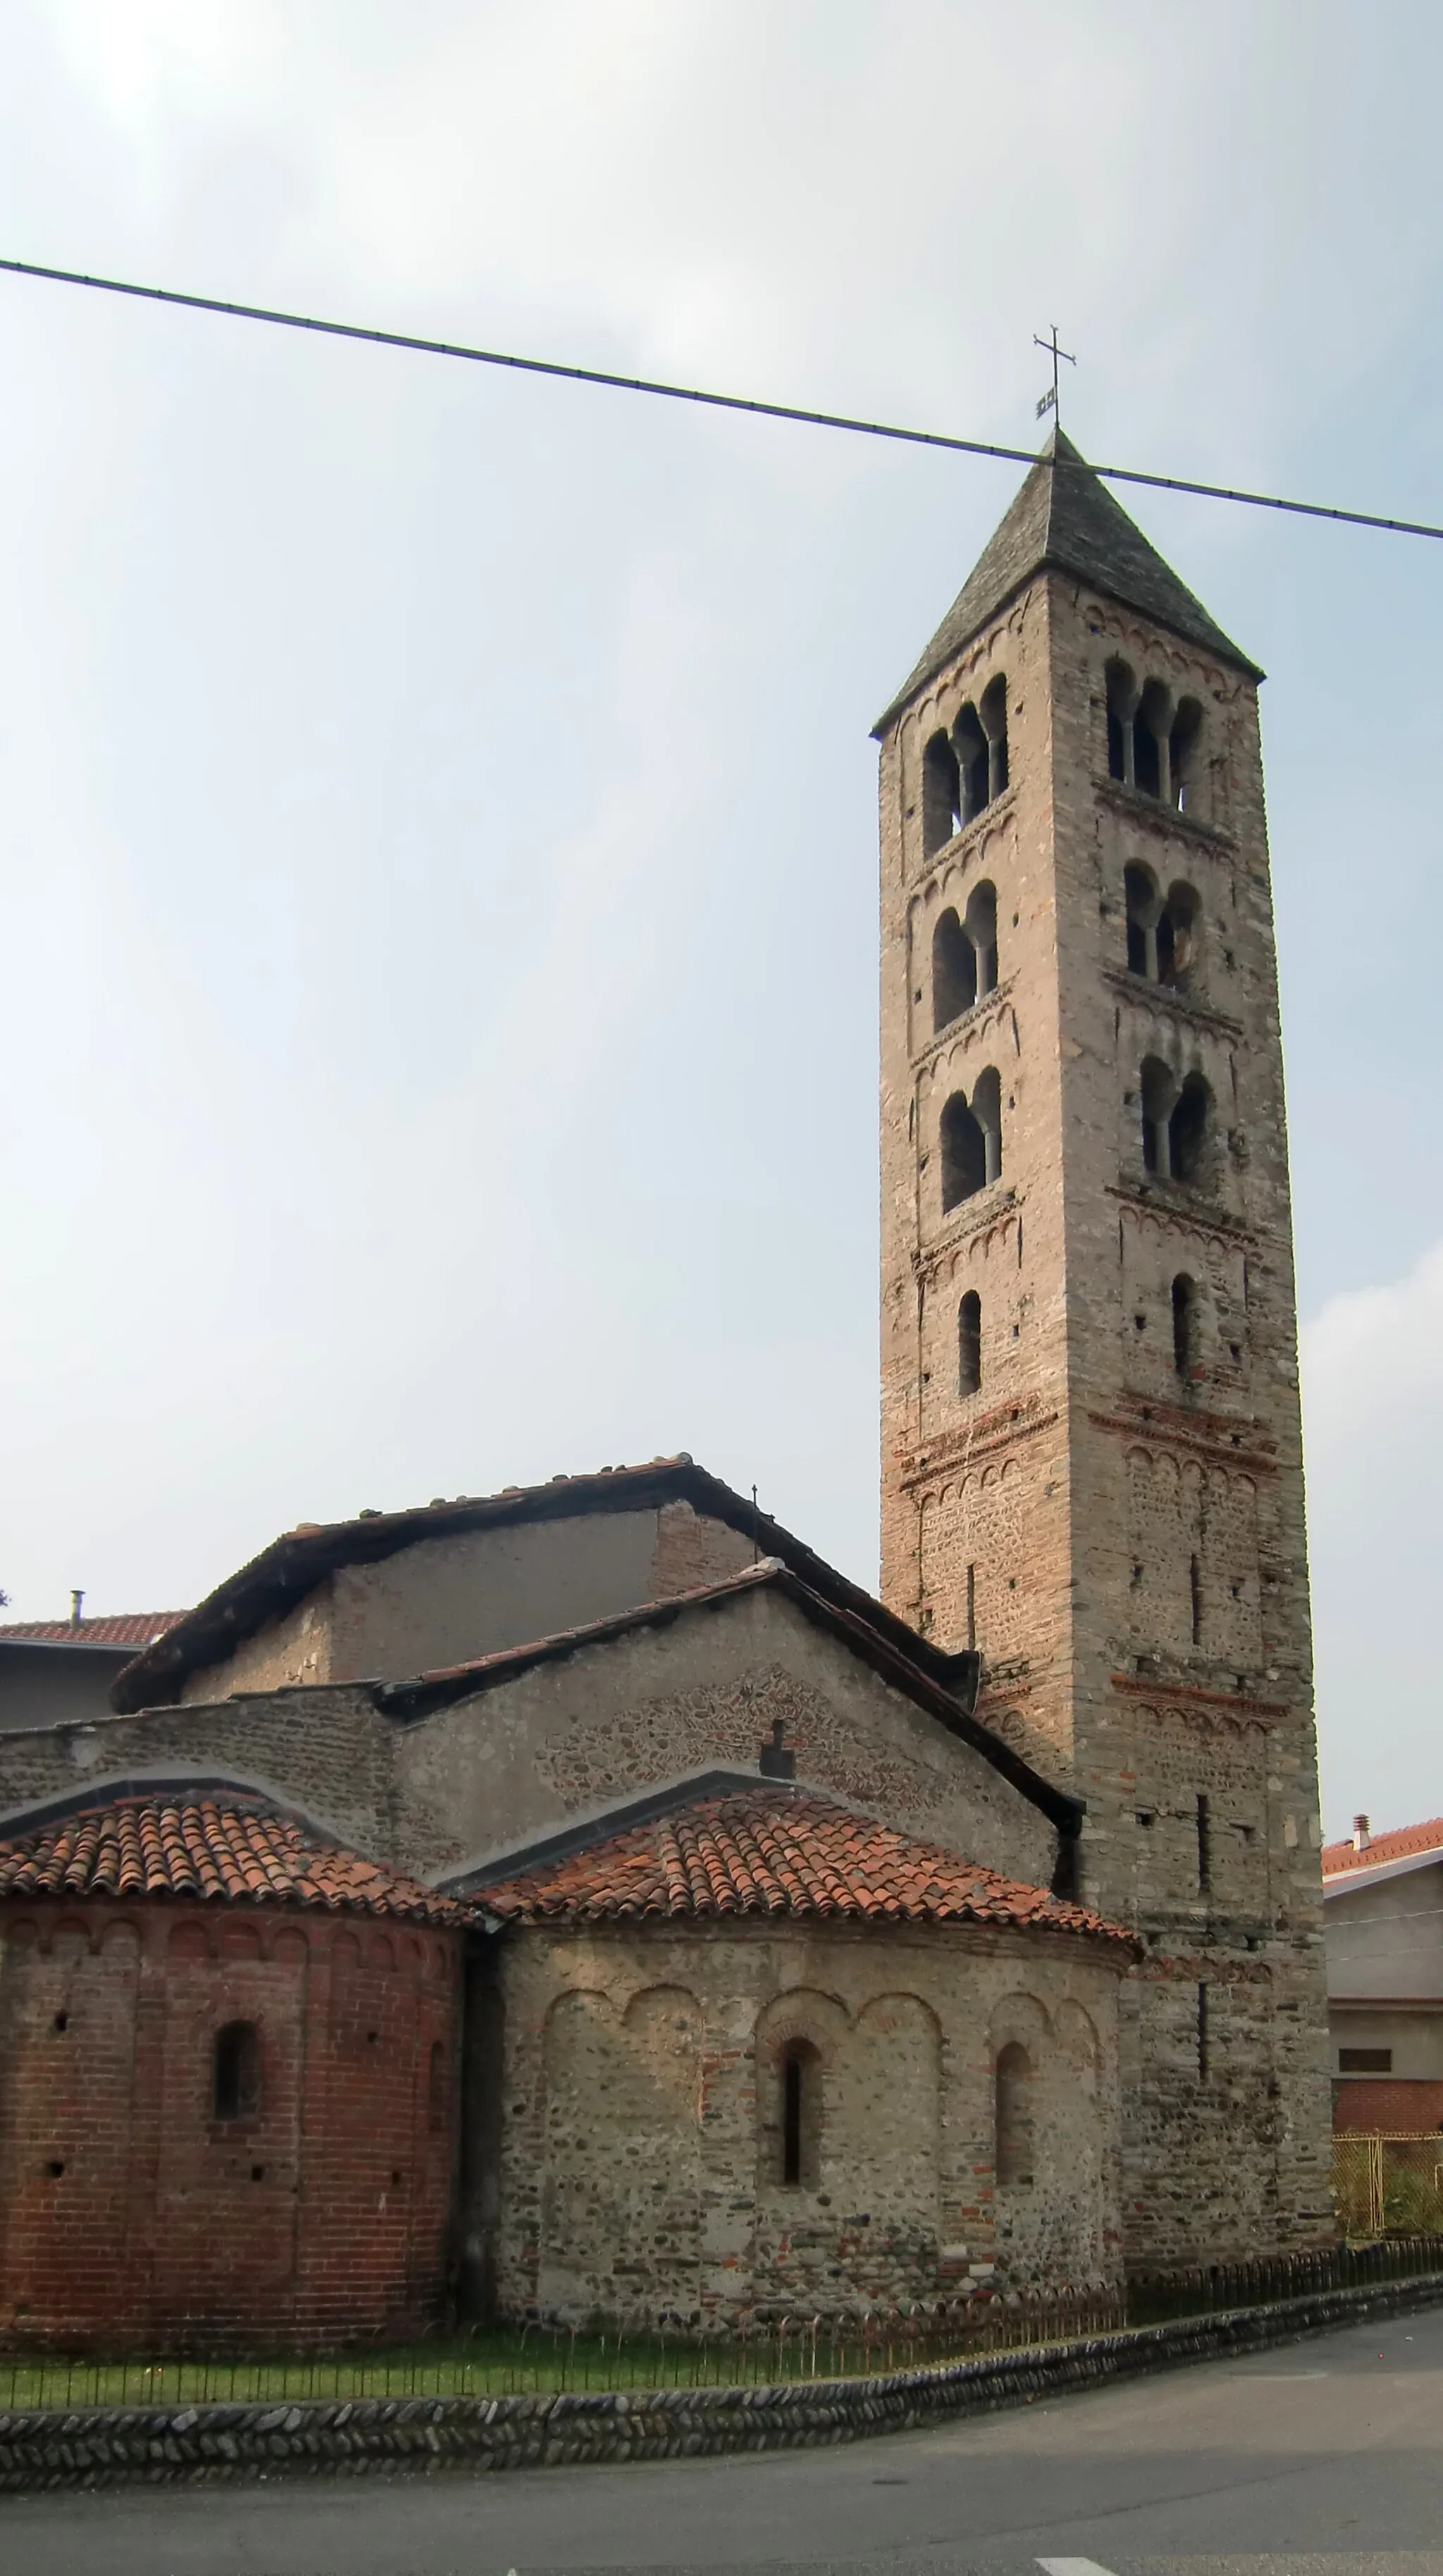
{"left": 1034, "top": 325, "right": 1075, "bottom": 426}
{"left": 751, "top": 1484, "right": 760, "bottom": 1564}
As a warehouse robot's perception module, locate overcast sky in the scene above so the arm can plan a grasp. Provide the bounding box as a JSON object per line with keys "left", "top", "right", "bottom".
{"left": 0, "top": 1, "right": 1439, "bottom": 1836}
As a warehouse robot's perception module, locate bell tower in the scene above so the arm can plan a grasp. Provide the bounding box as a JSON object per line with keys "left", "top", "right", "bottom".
{"left": 875, "top": 430, "right": 1332, "bottom": 2265}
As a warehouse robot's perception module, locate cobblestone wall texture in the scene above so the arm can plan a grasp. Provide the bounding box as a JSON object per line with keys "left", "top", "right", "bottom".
{"left": 481, "top": 1916, "right": 1125, "bottom": 2325}
{"left": 1, "top": 2277, "right": 1438, "bottom": 2491}
{"left": 877, "top": 548, "right": 1332, "bottom": 2266}
{"left": 0, "top": 1898, "right": 462, "bottom": 2350}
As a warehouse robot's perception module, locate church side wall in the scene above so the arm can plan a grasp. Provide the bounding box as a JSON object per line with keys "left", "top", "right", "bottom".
{"left": 178, "top": 1502, "right": 754, "bottom": 1703}
{"left": 0, "top": 1688, "right": 394, "bottom": 1867}
{"left": 481, "top": 1918, "right": 1125, "bottom": 2326}
{"left": 392, "top": 1587, "right": 1058, "bottom": 1890}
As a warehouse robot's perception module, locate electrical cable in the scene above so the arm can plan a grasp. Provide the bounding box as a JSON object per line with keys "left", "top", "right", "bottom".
{"left": 2, "top": 254, "right": 1441, "bottom": 543}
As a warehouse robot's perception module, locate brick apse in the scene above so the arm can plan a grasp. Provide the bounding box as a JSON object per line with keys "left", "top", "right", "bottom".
{"left": 0, "top": 1796, "right": 464, "bottom": 2350}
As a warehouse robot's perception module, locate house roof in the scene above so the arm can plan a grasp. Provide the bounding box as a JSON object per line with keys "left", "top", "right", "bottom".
{"left": 0, "top": 1613, "right": 185, "bottom": 1652}
{"left": 374, "top": 1557, "right": 1082, "bottom": 1833}
{"left": 478, "top": 1782, "right": 1132, "bottom": 1946}
{"left": 1323, "top": 1818, "right": 1443, "bottom": 1880}
{"left": 874, "top": 428, "right": 1261, "bottom": 735}
{"left": 0, "top": 1791, "right": 462, "bottom": 1924}
{"left": 108, "top": 1457, "right": 979, "bottom": 1724}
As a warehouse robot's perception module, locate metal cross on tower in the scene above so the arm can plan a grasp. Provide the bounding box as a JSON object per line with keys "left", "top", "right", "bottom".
{"left": 1034, "top": 326, "right": 1076, "bottom": 423}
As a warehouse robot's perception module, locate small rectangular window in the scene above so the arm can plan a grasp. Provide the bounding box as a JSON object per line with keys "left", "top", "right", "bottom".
{"left": 1339, "top": 2047, "right": 1392, "bottom": 2074}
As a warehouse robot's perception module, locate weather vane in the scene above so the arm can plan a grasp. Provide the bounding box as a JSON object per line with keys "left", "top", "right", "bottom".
{"left": 1034, "top": 326, "right": 1075, "bottom": 425}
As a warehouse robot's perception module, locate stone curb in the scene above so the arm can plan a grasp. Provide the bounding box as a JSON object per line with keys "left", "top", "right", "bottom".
{"left": 1, "top": 2271, "right": 1440, "bottom": 2493}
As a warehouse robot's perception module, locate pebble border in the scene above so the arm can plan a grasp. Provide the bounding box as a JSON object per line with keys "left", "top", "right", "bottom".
{"left": 1, "top": 2270, "right": 1439, "bottom": 2492}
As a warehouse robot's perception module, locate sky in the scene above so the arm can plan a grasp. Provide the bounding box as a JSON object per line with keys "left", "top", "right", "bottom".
{"left": 0, "top": 0, "right": 1439, "bottom": 1838}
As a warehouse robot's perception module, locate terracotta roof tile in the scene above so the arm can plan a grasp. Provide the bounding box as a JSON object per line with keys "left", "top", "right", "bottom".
{"left": 481, "top": 1786, "right": 1133, "bottom": 1946}
{"left": 1322, "top": 1817, "right": 1443, "bottom": 1878}
{"left": 0, "top": 1795, "right": 461, "bottom": 1924}
{"left": 0, "top": 1613, "right": 186, "bottom": 1648}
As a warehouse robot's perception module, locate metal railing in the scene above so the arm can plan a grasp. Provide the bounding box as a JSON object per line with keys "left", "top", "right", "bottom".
{"left": 1, "top": 2233, "right": 1439, "bottom": 2412}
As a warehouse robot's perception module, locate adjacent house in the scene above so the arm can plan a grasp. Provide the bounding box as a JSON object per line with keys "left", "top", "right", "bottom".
{"left": 1322, "top": 1815, "right": 1443, "bottom": 2132}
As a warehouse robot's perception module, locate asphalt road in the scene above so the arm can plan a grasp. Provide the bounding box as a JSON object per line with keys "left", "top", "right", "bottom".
{"left": 3, "top": 2302, "right": 1441, "bottom": 2576}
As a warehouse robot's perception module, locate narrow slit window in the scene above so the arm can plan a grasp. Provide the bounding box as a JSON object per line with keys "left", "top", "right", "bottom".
{"left": 965, "top": 1562, "right": 977, "bottom": 1651}
{"left": 958, "top": 1291, "right": 981, "bottom": 1395}
{"left": 1190, "top": 1557, "right": 1203, "bottom": 1648}
{"left": 1196, "top": 1791, "right": 1211, "bottom": 1891}
{"left": 1172, "top": 1274, "right": 1196, "bottom": 1379}
{"left": 1196, "top": 1983, "right": 1209, "bottom": 2081}
{"left": 779, "top": 2041, "right": 817, "bottom": 2187}
{"left": 213, "top": 2020, "right": 261, "bottom": 2122}
{"left": 994, "top": 2042, "right": 1034, "bottom": 2188}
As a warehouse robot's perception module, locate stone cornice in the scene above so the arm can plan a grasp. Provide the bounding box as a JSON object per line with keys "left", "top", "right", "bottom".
{"left": 899, "top": 1398, "right": 1059, "bottom": 1490}
{"left": 1104, "top": 969, "right": 1243, "bottom": 1044}
{"left": 1092, "top": 774, "right": 1237, "bottom": 856}
{"left": 1107, "top": 1181, "right": 1259, "bottom": 1250}
{"left": 1087, "top": 1401, "right": 1280, "bottom": 1476}
{"left": 1110, "top": 1669, "right": 1292, "bottom": 1721}
{"left": 910, "top": 974, "right": 1019, "bottom": 1078}
{"left": 905, "top": 783, "right": 1020, "bottom": 897}
{"left": 912, "top": 1186, "right": 1021, "bottom": 1278}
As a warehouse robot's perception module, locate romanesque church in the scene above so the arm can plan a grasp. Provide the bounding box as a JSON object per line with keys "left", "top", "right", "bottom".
{"left": 0, "top": 433, "right": 1333, "bottom": 2349}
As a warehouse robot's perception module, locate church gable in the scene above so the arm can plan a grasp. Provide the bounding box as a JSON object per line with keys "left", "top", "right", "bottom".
{"left": 387, "top": 1570, "right": 1065, "bottom": 1893}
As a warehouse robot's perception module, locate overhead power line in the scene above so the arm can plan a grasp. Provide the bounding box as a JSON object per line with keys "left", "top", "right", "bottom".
{"left": 3, "top": 253, "right": 1441, "bottom": 544}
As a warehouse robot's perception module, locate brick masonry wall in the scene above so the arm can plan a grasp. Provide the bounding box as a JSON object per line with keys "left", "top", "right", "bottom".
{"left": 0, "top": 1898, "right": 463, "bottom": 2351}
{"left": 877, "top": 554, "right": 1332, "bottom": 2265}
{"left": 481, "top": 1915, "right": 1126, "bottom": 2327}
{"left": 1333, "top": 2079, "right": 1443, "bottom": 2132}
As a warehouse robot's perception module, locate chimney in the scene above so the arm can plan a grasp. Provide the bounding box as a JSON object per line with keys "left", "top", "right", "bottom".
{"left": 69, "top": 1589, "right": 84, "bottom": 1629}
{"left": 1352, "top": 1813, "right": 1370, "bottom": 1851}
{"left": 758, "top": 1719, "right": 795, "bottom": 1781}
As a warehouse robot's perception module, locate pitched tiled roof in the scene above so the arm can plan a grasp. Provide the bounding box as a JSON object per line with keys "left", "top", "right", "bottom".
{"left": 1323, "top": 1818, "right": 1443, "bottom": 1879}
{"left": 480, "top": 1786, "right": 1132, "bottom": 1946}
{"left": 0, "top": 1613, "right": 186, "bottom": 1648}
{"left": 0, "top": 1794, "right": 461, "bottom": 1923}
{"left": 874, "top": 428, "right": 1260, "bottom": 733}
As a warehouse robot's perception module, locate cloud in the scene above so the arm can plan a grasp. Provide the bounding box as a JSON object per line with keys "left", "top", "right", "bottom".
{"left": 1302, "top": 1242, "right": 1443, "bottom": 1837}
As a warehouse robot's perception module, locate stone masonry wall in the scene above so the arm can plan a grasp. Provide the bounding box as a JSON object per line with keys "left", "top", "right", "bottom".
{"left": 876, "top": 536, "right": 1332, "bottom": 2266}
{"left": 392, "top": 1584, "right": 1058, "bottom": 1889}
{"left": 481, "top": 1915, "right": 1125, "bottom": 2326}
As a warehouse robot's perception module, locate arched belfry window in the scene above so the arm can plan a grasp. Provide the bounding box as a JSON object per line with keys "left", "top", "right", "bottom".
{"left": 1169, "top": 1073, "right": 1211, "bottom": 1186}
{"left": 958, "top": 1290, "right": 981, "bottom": 1395}
{"left": 1140, "top": 1061, "right": 1212, "bottom": 1186}
{"left": 967, "top": 881, "right": 998, "bottom": 995}
{"left": 1170, "top": 699, "right": 1203, "bottom": 811}
{"left": 979, "top": 674, "right": 1008, "bottom": 802}
{"left": 923, "top": 732, "right": 962, "bottom": 857}
{"left": 941, "top": 1092, "right": 986, "bottom": 1210}
{"left": 995, "top": 2041, "right": 1034, "bottom": 2188}
{"left": 932, "top": 909, "right": 977, "bottom": 1031}
{"left": 941, "top": 1071, "right": 1002, "bottom": 1212}
{"left": 213, "top": 2020, "right": 261, "bottom": 2122}
{"left": 1127, "top": 867, "right": 1201, "bottom": 990}
{"left": 931, "top": 882, "right": 999, "bottom": 1035}
{"left": 954, "top": 703, "right": 989, "bottom": 824}
{"left": 1106, "top": 659, "right": 1139, "bottom": 784}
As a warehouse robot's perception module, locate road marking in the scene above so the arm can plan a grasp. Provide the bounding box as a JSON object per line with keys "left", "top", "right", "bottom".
{"left": 1037, "top": 2560, "right": 1120, "bottom": 2576}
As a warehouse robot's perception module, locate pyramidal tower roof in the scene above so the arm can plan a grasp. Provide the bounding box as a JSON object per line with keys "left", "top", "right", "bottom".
{"left": 874, "top": 428, "right": 1261, "bottom": 734}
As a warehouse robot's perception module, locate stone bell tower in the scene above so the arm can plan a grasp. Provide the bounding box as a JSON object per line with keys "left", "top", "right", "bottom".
{"left": 875, "top": 429, "right": 1332, "bottom": 2266}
